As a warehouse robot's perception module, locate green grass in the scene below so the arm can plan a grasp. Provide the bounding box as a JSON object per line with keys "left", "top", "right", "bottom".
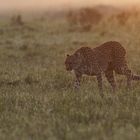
{"left": 0, "top": 17, "right": 140, "bottom": 140}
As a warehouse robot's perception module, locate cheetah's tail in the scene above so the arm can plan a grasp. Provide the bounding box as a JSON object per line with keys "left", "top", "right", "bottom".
{"left": 132, "top": 74, "right": 140, "bottom": 81}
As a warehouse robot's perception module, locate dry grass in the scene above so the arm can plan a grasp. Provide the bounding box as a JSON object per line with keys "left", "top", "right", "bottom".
{"left": 0, "top": 11, "right": 140, "bottom": 140}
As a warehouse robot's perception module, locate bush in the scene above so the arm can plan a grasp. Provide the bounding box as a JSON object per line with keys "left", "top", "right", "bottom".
{"left": 66, "top": 8, "right": 102, "bottom": 31}
{"left": 11, "top": 14, "right": 24, "bottom": 26}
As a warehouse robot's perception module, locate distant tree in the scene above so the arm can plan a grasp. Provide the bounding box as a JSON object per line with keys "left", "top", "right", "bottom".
{"left": 11, "top": 14, "right": 24, "bottom": 26}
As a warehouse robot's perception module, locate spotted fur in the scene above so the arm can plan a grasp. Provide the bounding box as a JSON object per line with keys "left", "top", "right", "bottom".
{"left": 65, "top": 41, "right": 140, "bottom": 96}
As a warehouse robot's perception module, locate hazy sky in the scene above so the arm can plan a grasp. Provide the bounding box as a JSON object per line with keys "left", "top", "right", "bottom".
{"left": 0, "top": 0, "right": 140, "bottom": 11}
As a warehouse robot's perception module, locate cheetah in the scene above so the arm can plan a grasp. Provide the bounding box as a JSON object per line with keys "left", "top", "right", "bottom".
{"left": 65, "top": 41, "right": 140, "bottom": 96}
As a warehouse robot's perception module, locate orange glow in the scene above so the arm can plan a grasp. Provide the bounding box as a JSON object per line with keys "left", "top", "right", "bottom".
{"left": 0, "top": 0, "right": 140, "bottom": 11}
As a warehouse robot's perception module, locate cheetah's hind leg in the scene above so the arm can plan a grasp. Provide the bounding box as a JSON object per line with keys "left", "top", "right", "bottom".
{"left": 114, "top": 67, "right": 132, "bottom": 90}
{"left": 125, "top": 70, "right": 140, "bottom": 90}
{"left": 124, "top": 70, "right": 140, "bottom": 90}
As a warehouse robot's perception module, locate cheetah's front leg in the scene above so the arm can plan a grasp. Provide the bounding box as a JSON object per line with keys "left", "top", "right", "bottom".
{"left": 74, "top": 71, "right": 82, "bottom": 89}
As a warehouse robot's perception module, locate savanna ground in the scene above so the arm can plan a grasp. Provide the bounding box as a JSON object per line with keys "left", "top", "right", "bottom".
{"left": 0, "top": 9, "right": 140, "bottom": 140}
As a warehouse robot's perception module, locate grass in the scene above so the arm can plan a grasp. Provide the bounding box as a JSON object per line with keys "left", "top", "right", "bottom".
{"left": 0, "top": 16, "right": 140, "bottom": 140}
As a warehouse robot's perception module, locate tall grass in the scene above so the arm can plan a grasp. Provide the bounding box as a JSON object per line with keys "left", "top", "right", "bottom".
{"left": 0, "top": 9, "right": 140, "bottom": 140}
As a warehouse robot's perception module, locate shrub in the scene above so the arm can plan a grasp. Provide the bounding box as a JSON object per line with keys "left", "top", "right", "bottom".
{"left": 11, "top": 14, "right": 24, "bottom": 26}
{"left": 66, "top": 8, "right": 102, "bottom": 31}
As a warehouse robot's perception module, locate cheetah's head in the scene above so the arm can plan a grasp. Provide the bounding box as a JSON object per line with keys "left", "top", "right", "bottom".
{"left": 65, "top": 53, "right": 82, "bottom": 71}
{"left": 65, "top": 54, "right": 74, "bottom": 71}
